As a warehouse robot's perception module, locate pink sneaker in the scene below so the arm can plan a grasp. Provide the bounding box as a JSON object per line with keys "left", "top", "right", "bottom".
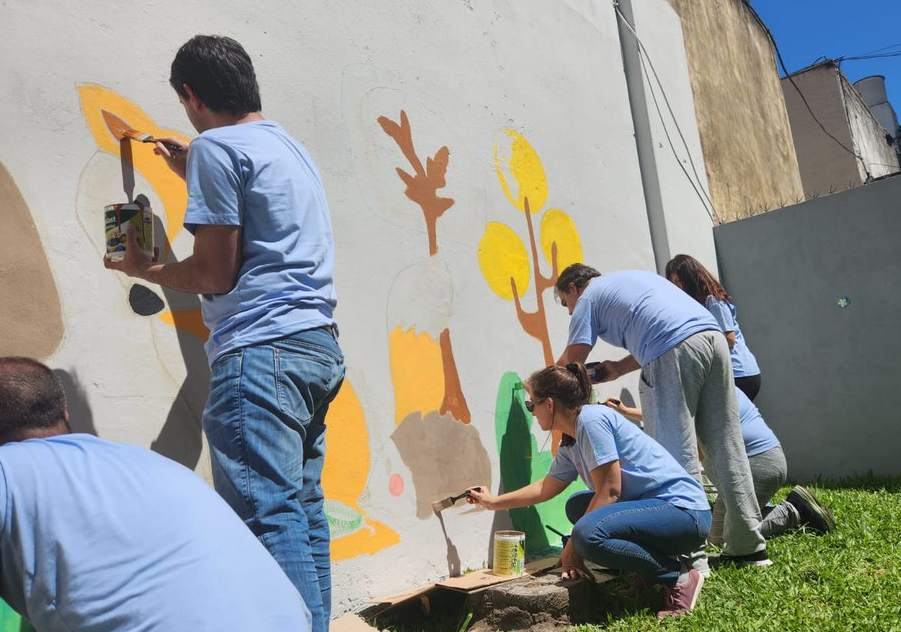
{"left": 657, "top": 569, "right": 704, "bottom": 618}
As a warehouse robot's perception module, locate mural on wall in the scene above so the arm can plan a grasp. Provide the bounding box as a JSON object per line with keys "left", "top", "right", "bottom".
{"left": 321, "top": 380, "right": 400, "bottom": 561}
{"left": 379, "top": 110, "right": 492, "bottom": 520}
{"left": 0, "top": 160, "right": 64, "bottom": 359}
{"left": 479, "top": 130, "right": 587, "bottom": 552}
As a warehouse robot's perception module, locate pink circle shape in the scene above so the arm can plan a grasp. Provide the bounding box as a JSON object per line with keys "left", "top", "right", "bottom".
{"left": 388, "top": 473, "right": 404, "bottom": 496}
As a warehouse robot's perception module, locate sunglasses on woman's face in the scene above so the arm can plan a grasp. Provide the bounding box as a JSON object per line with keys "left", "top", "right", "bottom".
{"left": 525, "top": 398, "right": 544, "bottom": 412}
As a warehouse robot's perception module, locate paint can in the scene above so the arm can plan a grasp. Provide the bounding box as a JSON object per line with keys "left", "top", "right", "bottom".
{"left": 104, "top": 201, "right": 153, "bottom": 262}
{"left": 493, "top": 530, "right": 525, "bottom": 576}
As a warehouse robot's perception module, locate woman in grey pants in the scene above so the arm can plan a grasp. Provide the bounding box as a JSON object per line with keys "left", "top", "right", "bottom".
{"left": 606, "top": 388, "right": 836, "bottom": 543}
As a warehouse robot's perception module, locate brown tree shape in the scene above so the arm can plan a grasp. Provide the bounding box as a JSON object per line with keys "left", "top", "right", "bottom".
{"left": 377, "top": 110, "right": 454, "bottom": 256}
{"left": 509, "top": 196, "right": 560, "bottom": 367}
{"left": 378, "top": 110, "right": 470, "bottom": 423}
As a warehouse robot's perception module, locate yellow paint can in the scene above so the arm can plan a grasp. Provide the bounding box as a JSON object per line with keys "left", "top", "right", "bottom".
{"left": 493, "top": 530, "right": 525, "bottom": 576}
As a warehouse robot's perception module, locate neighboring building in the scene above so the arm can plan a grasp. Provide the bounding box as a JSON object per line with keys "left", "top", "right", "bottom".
{"left": 782, "top": 62, "right": 900, "bottom": 198}
{"left": 667, "top": 0, "right": 805, "bottom": 222}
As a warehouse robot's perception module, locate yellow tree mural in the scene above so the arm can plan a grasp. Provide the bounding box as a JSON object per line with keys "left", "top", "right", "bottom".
{"left": 479, "top": 130, "right": 583, "bottom": 365}
{"left": 479, "top": 130, "right": 586, "bottom": 553}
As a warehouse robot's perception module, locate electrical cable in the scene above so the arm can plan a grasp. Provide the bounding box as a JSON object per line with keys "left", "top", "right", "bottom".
{"left": 850, "top": 41, "right": 901, "bottom": 58}
{"left": 840, "top": 51, "right": 901, "bottom": 62}
{"left": 614, "top": 5, "right": 718, "bottom": 224}
{"left": 743, "top": 4, "right": 877, "bottom": 181}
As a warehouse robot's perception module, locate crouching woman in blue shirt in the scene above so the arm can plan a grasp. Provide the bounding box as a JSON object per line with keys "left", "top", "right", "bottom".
{"left": 468, "top": 364, "right": 711, "bottom": 619}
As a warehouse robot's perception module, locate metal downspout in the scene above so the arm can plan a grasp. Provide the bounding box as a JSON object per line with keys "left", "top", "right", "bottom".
{"left": 615, "top": 0, "right": 671, "bottom": 273}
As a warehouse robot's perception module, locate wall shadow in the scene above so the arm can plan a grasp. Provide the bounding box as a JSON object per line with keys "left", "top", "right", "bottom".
{"left": 55, "top": 369, "right": 96, "bottom": 436}
{"left": 142, "top": 212, "right": 209, "bottom": 470}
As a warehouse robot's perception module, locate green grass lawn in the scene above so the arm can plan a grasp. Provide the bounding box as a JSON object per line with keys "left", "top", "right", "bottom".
{"left": 570, "top": 478, "right": 901, "bottom": 632}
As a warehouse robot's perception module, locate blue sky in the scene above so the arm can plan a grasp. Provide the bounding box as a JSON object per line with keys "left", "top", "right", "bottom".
{"left": 753, "top": 0, "right": 901, "bottom": 114}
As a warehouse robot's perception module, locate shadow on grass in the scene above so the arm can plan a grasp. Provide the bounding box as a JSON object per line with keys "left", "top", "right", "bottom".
{"left": 803, "top": 475, "right": 901, "bottom": 493}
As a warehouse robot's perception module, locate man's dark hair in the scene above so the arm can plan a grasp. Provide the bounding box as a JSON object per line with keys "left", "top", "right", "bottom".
{"left": 170, "top": 35, "right": 261, "bottom": 115}
{"left": 555, "top": 263, "right": 601, "bottom": 294}
{"left": 0, "top": 357, "right": 67, "bottom": 442}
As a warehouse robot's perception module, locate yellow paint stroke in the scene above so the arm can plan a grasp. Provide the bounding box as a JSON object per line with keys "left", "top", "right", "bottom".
{"left": 331, "top": 518, "right": 401, "bottom": 562}
{"left": 78, "top": 84, "right": 190, "bottom": 248}
{"left": 494, "top": 130, "right": 548, "bottom": 213}
{"left": 540, "top": 209, "right": 583, "bottom": 272}
{"left": 323, "top": 381, "right": 371, "bottom": 504}
{"left": 478, "top": 222, "right": 530, "bottom": 300}
{"left": 388, "top": 326, "right": 444, "bottom": 425}
{"left": 157, "top": 308, "right": 210, "bottom": 341}
{"left": 323, "top": 380, "right": 400, "bottom": 559}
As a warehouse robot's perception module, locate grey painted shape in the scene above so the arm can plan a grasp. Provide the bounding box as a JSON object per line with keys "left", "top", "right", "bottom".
{"left": 713, "top": 175, "right": 901, "bottom": 481}
{"left": 128, "top": 284, "right": 165, "bottom": 316}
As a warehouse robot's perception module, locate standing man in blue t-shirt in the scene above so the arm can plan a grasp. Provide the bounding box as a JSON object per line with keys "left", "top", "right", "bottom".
{"left": 104, "top": 35, "right": 344, "bottom": 632}
{"left": 0, "top": 357, "right": 310, "bottom": 632}
{"left": 554, "top": 264, "right": 767, "bottom": 569}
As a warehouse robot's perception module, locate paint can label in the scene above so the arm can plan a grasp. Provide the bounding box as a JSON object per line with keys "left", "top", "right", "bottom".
{"left": 493, "top": 530, "right": 525, "bottom": 576}
{"left": 105, "top": 202, "right": 153, "bottom": 262}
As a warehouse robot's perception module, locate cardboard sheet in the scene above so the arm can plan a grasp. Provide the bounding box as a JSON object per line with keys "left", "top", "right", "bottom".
{"left": 436, "top": 569, "right": 525, "bottom": 592}
{"left": 331, "top": 614, "right": 380, "bottom": 632}
{"left": 367, "top": 583, "right": 435, "bottom": 605}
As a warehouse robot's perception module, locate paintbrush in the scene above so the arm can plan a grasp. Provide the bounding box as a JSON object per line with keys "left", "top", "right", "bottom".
{"left": 101, "top": 110, "right": 184, "bottom": 152}
{"left": 431, "top": 489, "right": 472, "bottom": 515}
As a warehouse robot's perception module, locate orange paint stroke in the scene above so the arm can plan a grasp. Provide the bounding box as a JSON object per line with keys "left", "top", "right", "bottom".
{"left": 79, "top": 84, "right": 190, "bottom": 252}
{"left": 157, "top": 308, "right": 210, "bottom": 341}
{"left": 331, "top": 518, "right": 400, "bottom": 562}
{"left": 438, "top": 328, "right": 470, "bottom": 423}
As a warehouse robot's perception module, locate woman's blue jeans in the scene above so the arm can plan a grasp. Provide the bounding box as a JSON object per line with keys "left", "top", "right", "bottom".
{"left": 567, "top": 491, "right": 711, "bottom": 585}
{"left": 203, "top": 326, "right": 345, "bottom": 632}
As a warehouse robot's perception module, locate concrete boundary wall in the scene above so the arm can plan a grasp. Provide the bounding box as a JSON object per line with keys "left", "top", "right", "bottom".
{"left": 714, "top": 175, "right": 901, "bottom": 481}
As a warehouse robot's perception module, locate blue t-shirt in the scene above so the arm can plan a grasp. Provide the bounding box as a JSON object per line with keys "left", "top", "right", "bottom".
{"left": 736, "top": 388, "right": 780, "bottom": 457}
{"left": 705, "top": 296, "right": 760, "bottom": 378}
{"left": 0, "top": 434, "right": 310, "bottom": 632}
{"left": 547, "top": 405, "right": 709, "bottom": 511}
{"left": 184, "top": 120, "right": 337, "bottom": 364}
{"left": 567, "top": 271, "right": 720, "bottom": 366}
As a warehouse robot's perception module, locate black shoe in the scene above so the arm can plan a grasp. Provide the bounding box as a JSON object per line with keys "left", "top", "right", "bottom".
{"left": 709, "top": 549, "right": 772, "bottom": 568}
{"left": 786, "top": 485, "right": 836, "bottom": 534}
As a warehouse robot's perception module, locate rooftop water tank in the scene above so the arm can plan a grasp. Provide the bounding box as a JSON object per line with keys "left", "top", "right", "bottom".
{"left": 854, "top": 75, "right": 899, "bottom": 138}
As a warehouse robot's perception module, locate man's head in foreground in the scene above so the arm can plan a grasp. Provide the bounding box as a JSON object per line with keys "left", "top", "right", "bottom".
{"left": 0, "top": 357, "right": 70, "bottom": 446}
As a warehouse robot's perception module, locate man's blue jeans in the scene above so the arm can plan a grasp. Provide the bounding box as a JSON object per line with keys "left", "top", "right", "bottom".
{"left": 567, "top": 492, "right": 711, "bottom": 585}
{"left": 203, "top": 326, "right": 345, "bottom": 632}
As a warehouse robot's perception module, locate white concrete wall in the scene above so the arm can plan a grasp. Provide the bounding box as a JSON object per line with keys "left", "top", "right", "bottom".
{"left": 0, "top": 0, "right": 716, "bottom": 615}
